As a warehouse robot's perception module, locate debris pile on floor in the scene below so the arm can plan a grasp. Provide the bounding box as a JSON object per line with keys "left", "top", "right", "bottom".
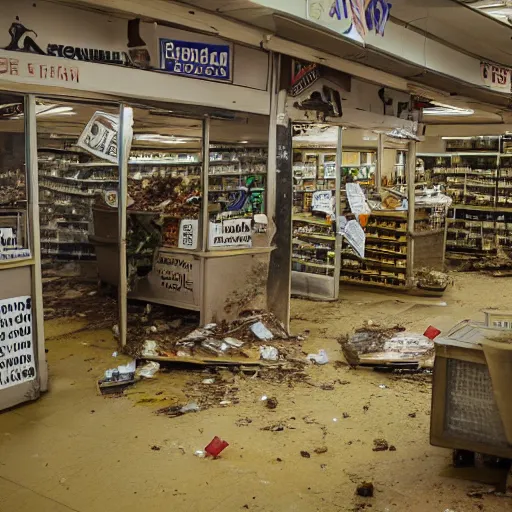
{"left": 134, "top": 311, "right": 292, "bottom": 364}
{"left": 339, "top": 322, "right": 438, "bottom": 370}
{"left": 415, "top": 267, "right": 453, "bottom": 291}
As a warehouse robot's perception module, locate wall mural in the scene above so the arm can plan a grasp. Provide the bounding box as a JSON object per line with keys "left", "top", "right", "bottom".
{"left": 309, "top": 0, "right": 392, "bottom": 42}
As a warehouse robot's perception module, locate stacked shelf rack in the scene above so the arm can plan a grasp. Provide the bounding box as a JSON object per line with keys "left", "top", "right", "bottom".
{"left": 420, "top": 141, "right": 512, "bottom": 258}
{"left": 340, "top": 210, "right": 408, "bottom": 289}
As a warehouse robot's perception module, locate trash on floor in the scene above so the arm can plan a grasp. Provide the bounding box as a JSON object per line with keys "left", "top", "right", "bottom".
{"left": 98, "top": 360, "right": 137, "bottom": 395}
{"left": 307, "top": 349, "right": 329, "bottom": 365}
{"left": 339, "top": 323, "right": 436, "bottom": 370}
{"left": 356, "top": 482, "right": 374, "bottom": 497}
{"left": 251, "top": 321, "right": 274, "bottom": 340}
{"left": 372, "top": 438, "right": 389, "bottom": 451}
{"left": 265, "top": 397, "right": 279, "bottom": 409}
{"left": 136, "top": 361, "right": 160, "bottom": 379}
{"left": 259, "top": 345, "right": 279, "bottom": 361}
{"left": 204, "top": 436, "right": 229, "bottom": 457}
{"left": 157, "top": 401, "right": 200, "bottom": 418}
{"left": 415, "top": 268, "right": 453, "bottom": 293}
{"left": 142, "top": 340, "right": 159, "bottom": 357}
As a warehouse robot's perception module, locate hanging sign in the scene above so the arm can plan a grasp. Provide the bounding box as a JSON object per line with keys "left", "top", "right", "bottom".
{"left": 209, "top": 218, "right": 252, "bottom": 248}
{"left": 0, "top": 296, "right": 36, "bottom": 389}
{"left": 178, "top": 219, "right": 199, "bottom": 250}
{"left": 312, "top": 190, "right": 334, "bottom": 215}
{"left": 77, "top": 111, "right": 119, "bottom": 163}
{"left": 159, "top": 39, "right": 232, "bottom": 82}
{"left": 346, "top": 183, "right": 371, "bottom": 218}
{"left": 481, "top": 61, "right": 512, "bottom": 91}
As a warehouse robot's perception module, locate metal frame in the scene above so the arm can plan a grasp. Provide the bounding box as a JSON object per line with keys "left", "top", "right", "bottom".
{"left": 406, "top": 140, "right": 417, "bottom": 286}
{"left": 333, "top": 126, "right": 343, "bottom": 299}
{"left": 118, "top": 104, "right": 130, "bottom": 348}
{"left": 27, "top": 95, "right": 48, "bottom": 392}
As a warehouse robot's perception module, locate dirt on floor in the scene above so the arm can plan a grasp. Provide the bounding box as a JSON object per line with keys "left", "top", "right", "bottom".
{"left": 0, "top": 272, "right": 512, "bottom": 512}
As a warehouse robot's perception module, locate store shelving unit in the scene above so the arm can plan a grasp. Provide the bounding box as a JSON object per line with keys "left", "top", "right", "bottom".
{"left": 420, "top": 136, "right": 512, "bottom": 259}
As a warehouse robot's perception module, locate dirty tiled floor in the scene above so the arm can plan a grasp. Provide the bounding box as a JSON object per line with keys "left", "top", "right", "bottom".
{"left": 0, "top": 273, "right": 511, "bottom": 512}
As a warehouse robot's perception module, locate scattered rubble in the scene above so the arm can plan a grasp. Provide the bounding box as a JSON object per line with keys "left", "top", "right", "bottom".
{"left": 259, "top": 345, "right": 279, "bottom": 361}
{"left": 300, "top": 451, "right": 311, "bottom": 458}
{"left": 265, "top": 397, "right": 279, "bottom": 410}
{"left": 339, "top": 322, "right": 436, "bottom": 370}
{"left": 356, "top": 482, "right": 374, "bottom": 498}
{"left": 307, "top": 349, "right": 329, "bottom": 365}
{"left": 314, "top": 446, "right": 328, "bottom": 454}
{"left": 415, "top": 267, "right": 453, "bottom": 292}
{"left": 372, "top": 438, "right": 389, "bottom": 452}
{"left": 157, "top": 401, "right": 200, "bottom": 418}
{"left": 136, "top": 361, "right": 160, "bottom": 378}
{"left": 235, "top": 418, "right": 252, "bottom": 427}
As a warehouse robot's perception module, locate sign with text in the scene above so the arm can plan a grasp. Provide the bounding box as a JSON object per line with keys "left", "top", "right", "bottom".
{"left": 312, "top": 190, "right": 334, "bottom": 215}
{"left": 77, "top": 111, "right": 119, "bottom": 163}
{"left": 342, "top": 219, "right": 365, "bottom": 258}
{"left": 178, "top": 219, "right": 198, "bottom": 250}
{"left": 160, "top": 39, "right": 232, "bottom": 82}
{"left": 209, "top": 218, "right": 252, "bottom": 248}
{"left": 481, "top": 61, "right": 512, "bottom": 91}
{"left": 0, "top": 296, "right": 36, "bottom": 389}
{"left": 346, "top": 183, "right": 371, "bottom": 218}
{"left": 0, "top": 227, "right": 30, "bottom": 261}
{"left": 155, "top": 254, "right": 195, "bottom": 295}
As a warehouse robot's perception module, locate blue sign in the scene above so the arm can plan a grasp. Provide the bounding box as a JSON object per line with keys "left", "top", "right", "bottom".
{"left": 159, "top": 39, "right": 232, "bottom": 82}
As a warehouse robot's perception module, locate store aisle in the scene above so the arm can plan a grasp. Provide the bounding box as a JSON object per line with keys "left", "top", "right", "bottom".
{"left": 0, "top": 273, "right": 510, "bottom": 512}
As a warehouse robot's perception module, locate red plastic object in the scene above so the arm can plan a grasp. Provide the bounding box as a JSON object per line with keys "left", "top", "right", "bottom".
{"left": 205, "top": 436, "right": 229, "bottom": 457}
{"left": 424, "top": 325, "right": 441, "bottom": 340}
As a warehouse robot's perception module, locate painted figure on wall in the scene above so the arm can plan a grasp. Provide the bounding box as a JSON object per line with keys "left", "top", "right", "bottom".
{"left": 5, "top": 16, "right": 46, "bottom": 55}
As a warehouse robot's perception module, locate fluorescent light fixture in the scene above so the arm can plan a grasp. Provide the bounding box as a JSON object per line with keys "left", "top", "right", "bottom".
{"left": 423, "top": 103, "right": 474, "bottom": 116}
{"left": 441, "top": 137, "right": 474, "bottom": 140}
{"left": 133, "top": 134, "right": 199, "bottom": 144}
{"left": 239, "top": 140, "right": 249, "bottom": 144}
{"left": 37, "top": 106, "right": 75, "bottom": 116}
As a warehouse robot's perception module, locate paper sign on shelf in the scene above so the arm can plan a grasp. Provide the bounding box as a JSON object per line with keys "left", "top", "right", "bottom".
{"left": 346, "top": 183, "right": 371, "bottom": 220}
{"left": 0, "top": 296, "right": 36, "bottom": 389}
{"left": 178, "top": 219, "right": 198, "bottom": 250}
{"left": 312, "top": 190, "right": 334, "bottom": 215}
{"left": 209, "top": 217, "right": 252, "bottom": 248}
{"left": 342, "top": 219, "right": 365, "bottom": 259}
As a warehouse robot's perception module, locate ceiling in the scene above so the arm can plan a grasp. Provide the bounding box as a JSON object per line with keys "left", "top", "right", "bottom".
{"left": 458, "top": 0, "right": 512, "bottom": 24}
{"left": 180, "top": 0, "right": 512, "bottom": 66}
{"left": 0, "top": 96, "right": 270, "bottom": 147}
{"left": 178, "top": 0, "right": 512, "bottom": 115}
{"left": 389, "top": 0, "right": 512, "bottom": 66}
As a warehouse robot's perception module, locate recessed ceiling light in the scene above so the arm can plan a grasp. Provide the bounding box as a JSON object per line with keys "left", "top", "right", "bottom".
{"left": 239, "top": 140, "right": 249, "bottom": 144}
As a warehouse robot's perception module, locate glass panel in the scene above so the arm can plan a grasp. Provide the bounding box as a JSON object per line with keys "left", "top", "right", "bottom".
{"left": 36, "top": 99, "right": 120, "bottom": 263}
{"left": 292, "top": 124, "right": 336, "bottom": 277}
{"left": 207, "top": 114, "right": 269, "bottom": 250}
{"left": 0, "top": 93, "right": 29, "bottom": 262}
{"left": 129, "top": 108, "right": 203, "bottom": 252}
